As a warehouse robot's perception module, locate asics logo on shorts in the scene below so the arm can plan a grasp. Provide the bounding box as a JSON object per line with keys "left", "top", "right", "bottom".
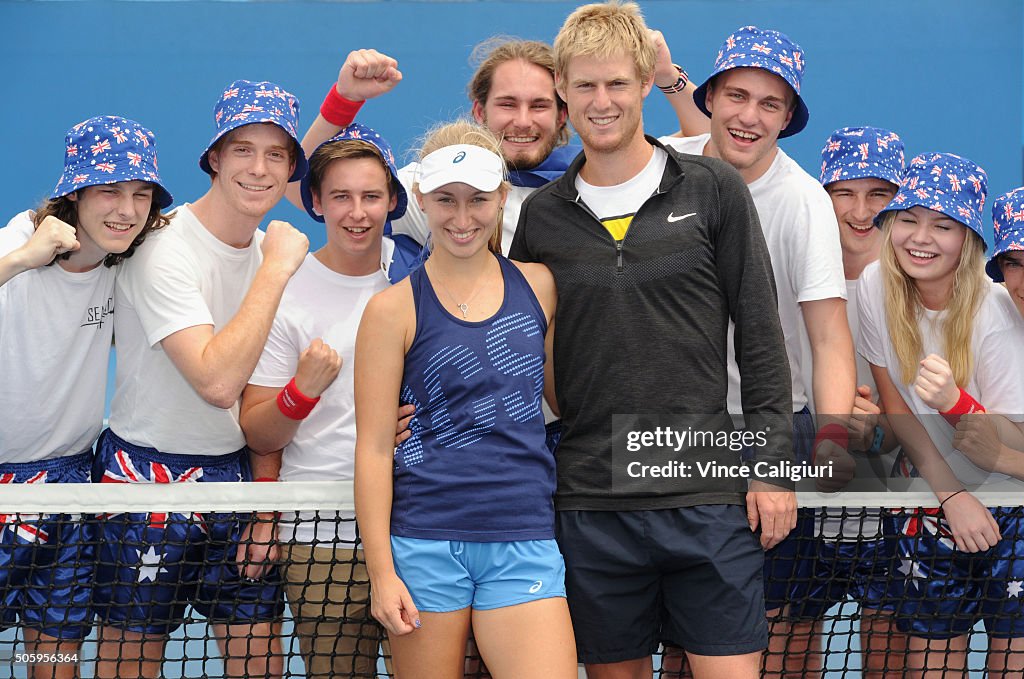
{"left": 528, "top": 580, "right": 543, "bottom": 593}
{"left": 666, "top": 212, "right": 696, "bottom": 223}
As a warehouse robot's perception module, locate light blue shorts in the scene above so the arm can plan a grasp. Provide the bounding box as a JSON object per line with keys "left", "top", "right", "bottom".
{"left": 390, "top": 537, "right": 566, "bottom": 612}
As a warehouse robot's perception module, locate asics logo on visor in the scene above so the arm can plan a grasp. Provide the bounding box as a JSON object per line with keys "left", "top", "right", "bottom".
{"left": 453, "top": 151, "right": 466, "bottom": 163}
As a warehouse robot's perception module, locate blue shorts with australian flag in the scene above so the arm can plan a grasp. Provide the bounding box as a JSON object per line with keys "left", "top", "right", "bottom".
{"left": 92, "top": 429, "right": 283, "bottom": 634}
{"left": 0, "top": 451, "right": 95, "bottom": 640}
{"left": 892, "top": 505, "right": 1024, "bottom": 638}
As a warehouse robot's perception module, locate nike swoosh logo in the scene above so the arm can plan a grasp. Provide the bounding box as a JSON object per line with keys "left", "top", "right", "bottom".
{"left": 666, "top": 212, "right": 697, "bottom": 223}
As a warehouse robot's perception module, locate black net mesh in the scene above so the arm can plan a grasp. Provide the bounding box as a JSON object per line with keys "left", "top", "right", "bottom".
{"left": 0, "top": 484, "right": 1021, "bottom": 677}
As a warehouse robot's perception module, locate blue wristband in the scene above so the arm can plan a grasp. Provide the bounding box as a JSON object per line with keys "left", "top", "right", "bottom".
{"left": 866, "top": 425, "right": 885, "bottom": 456}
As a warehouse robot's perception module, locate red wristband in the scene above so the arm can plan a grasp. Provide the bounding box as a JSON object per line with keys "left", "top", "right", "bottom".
{"left": 320, "top": 85, "right": 364, "bottom": 127}
{"left": 812, "top": 423, "right": 849, "bottom": 463}
{"left": 940, "top": 388, "right": 986, "bottom": 426}
{"left": 253, "top": 477, "right": 277, "bottom": 483}
{"left": 276, "top": 378, "right": 320, "bottom": 420}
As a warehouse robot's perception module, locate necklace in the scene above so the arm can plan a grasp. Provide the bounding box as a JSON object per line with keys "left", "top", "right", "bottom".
{"left": 430, "top": 262, "right": 490, "bottom": 320}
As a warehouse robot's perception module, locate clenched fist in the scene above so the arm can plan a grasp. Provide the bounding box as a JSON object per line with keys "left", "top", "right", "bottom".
{"left": 914, "top": 354, "right": 960, "bottom": 412}
{"left": 19, "top": 216, "right": 80, "bottom": 269}
{"left": 336, "top": 49, "right": 402, "bottom": 103}
{"left": 294, "top": 338, "right": 342, "bottom": 399}
{"left": 953, "top": 413, "right": 1004, "bottom": 473}
{"left": 849, "top": 384, "right": 881, "bottom": 451}
{"left": 647, "top": 29, "right": 679, "bottom": 89}
{"left": 814, "top": 440, "right": 857, "bottom": 492}
{"left": 261, "top": 220, "right": 308, "bottom": 277}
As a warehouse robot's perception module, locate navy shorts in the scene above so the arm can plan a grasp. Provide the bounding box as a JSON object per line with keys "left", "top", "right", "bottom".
{"left": 557, "top": 505, "right": 766, "bottom": 664}
{"left": 892, "top": 506, "right": 1024, "bottom": 638}
{"left": 789, "top": 510, "right": 900, "bottom": 620}
{"left": 760, "top": 407, "right": 816, "bottom": 612}
{"left": 92, "top": 429, "right": 284, "bottom": 634}
{"left": 0, "top": 451, "right": 94, "bottom": 640}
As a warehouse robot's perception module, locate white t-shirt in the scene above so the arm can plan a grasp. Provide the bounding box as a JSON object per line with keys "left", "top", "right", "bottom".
{"left": 575, "top": 148, "right": 668, "bottom": 227}
{"left": 110, "top": 204, "right": 264, "bottom": 455}
{"left": 857, "top": 261, "right": 1024, "bottom": 487}
{"left": 249, "top": 254, "right": 388, "bottom": 543}
{"left": 0, "top": 211, "right": 116, "bottom": 463}
{"left": 392, "top": 161, "right": 531, "bottom": 257}
{"left": 660, "top": 134, "right": 847, "bottom": 415}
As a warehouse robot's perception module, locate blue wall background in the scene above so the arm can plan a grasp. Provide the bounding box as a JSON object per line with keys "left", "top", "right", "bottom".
{"left": 1, "top": 0, "right": 1021, "bottom": 248}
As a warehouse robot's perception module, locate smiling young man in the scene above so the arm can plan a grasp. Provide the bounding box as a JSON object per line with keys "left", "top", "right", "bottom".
{"left": 93, "top": 80, "right": 310, "bottom": 679}
{"left": 239, "top": 123, "right": 411, "bottom": 678}
{"left": 659, "top": 27, "right": 856, "bottom": 674}
{"left": 0, "top": 115, "right": 171, "bottom": 679}
{"left": 510, "top": 4, "right": 795, "bottom": 678}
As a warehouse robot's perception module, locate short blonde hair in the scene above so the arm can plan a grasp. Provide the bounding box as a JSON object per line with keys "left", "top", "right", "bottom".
{"left": 415, "top": 120, "right": 509, "bottom": 255}
{"left": 553, "top": 1, "right": 655, "bottom": 86}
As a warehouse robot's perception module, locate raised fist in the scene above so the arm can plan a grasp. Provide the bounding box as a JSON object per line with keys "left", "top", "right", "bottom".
{"left": 19, "top": 215, "right": 80, "bottom": 269}
{"left": 294, "top": 338, "right": 342, "bottom": 399}
{"left": 261, "top": 220, "right": 308, "bottom": 277}
{"left": 336, "top": 49, "right": 402, "bottom": 102}
{"left": 849, "top": 384, "right": 881, "bottom": 451}
{"left": 647, "top": 29, "right": 679, "bottom": 89}
{"left": 914, "top": 354, "right": 959, "bottom": 412}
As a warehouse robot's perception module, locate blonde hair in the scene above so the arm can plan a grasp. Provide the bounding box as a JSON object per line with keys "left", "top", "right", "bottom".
{"left": 415, "top": 120, "right": 508, "bottom": 255}
{"left": 468, "top": 37, "right": 570, "bottom": 148}
{"left": 880, "top": 211, "right": 988, "bottom": 386}
{"left": 553, "top": 1, "right": 655, "bottom": 87}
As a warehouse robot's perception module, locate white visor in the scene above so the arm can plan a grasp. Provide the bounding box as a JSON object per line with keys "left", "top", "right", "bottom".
{"left": 417, "top": 144, "right": 505, "bottom": 194}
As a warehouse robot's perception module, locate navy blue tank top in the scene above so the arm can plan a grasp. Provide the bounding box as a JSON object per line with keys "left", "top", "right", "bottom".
{"left": 391, "top": 254, "right": 555, "bottom": 542}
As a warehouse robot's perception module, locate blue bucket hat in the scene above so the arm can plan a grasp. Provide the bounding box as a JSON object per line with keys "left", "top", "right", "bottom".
{"left": 874, "top": 152, "right": 988, "bottom": 246}
{"left": 986, "top": 187, "right": 1024, "bottom": 282}
{"left": 299, "top": 123, "right": 408, "bottom": 225}
{"left": 52, "top": 116, "right": 173, "bottom": 209}
{"left": 199, "top": 80, "right": 307, "bottom": 182}
{"left": 819, "top": 127, "right": 904, "bottom": 187}
{"left": 693, "top": 26, "right": 809, "bottom": 139}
